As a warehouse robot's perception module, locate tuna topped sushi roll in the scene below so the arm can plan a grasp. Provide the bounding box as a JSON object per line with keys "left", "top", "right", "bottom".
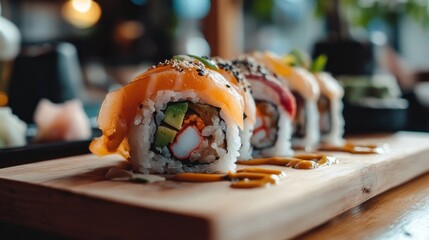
{"left": 233, "top": 56, "right": 296, "bottom": 158}
{"left": 253, "top": 51, "right": 321, "bottom": 150}
{"left": 90, "top": 58, "right": 246, "bottom": 174}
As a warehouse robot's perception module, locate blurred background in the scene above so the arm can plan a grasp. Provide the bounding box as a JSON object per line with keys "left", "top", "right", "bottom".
{"left": 2, "top": 0, "right": 429, "bottom": 139}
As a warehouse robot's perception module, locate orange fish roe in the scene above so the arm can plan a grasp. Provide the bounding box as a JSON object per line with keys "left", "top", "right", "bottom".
{"left": 184, "top": 114, "right": 206, "bottom": 131}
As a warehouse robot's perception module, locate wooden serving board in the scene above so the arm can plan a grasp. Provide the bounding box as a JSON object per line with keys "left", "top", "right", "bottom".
{"left": 1, "top": 132, "right": 429, "bottom": 240}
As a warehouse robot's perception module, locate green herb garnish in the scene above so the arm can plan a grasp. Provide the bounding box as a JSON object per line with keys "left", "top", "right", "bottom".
{"left": 172, "top": 55, "right": 186, "bottom": 61}
{"left": 288, "top": 49, "right": 309, "bottom": 68}
{"left": 187, "top": 54, "right": 219, "bottom": 70}
{"left": 310, "top": 54, "right": 328, "bottom": 73}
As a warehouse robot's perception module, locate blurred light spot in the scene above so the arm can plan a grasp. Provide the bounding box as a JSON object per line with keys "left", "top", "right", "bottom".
{"left": 185, "top": 36, "right": 210, "bottom": 56}
{"left": 130, "top": 0, "right": 148, "bottom": 6}
{"left": 72, "top": 0, "right": 92, "bottom": 13}
{"left": 173, "top": 0, "right": 210, "bottom": 19}
{"left": 0, "top": 91, "right": 8, "bottom": 106}
{"left": 115, "top": 21, "right": 144, "bottom": 42}
{"left": 62, "top": 0, "right": 102, "bottom": 29}
{"left": 371, "top": 31, "right": 387, "bottom": 46}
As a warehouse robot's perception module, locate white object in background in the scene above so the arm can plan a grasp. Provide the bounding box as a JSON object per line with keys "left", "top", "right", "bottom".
{"left": 0, "top": 107, "right": 27, "bottom": 147}
{"left": 372, "top": 74, "right": 402, "bottom": 99}
{"left": 0, "top": 4, "right": 21, "bottom": 60}
{"left": 414, "top": 82, "right": 429, "bottom": 108}
{"left": 34, "top": 99, "right": 91, "bottom": 142}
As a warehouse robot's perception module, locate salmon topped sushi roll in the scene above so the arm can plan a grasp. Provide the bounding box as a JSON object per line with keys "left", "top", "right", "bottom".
{"left": 211, "top": 57, "right": 256, "bottom": 160}
{"left": 233, "top": 56, "right": 296, "bottom": 157}
{"left": 278, "top": 52, "right": 345, "bottom": 147}
{"left": 172, "top": 55, "right": 256, "bottom": 160}
{"left": 253, "top": 51, "right": 321, "bottom": 150}
{"left": 90, "top": 58, "right": 245, "bottom": 173}
{"left": 313, "top": 71, "right": 344, "bottom": 146}
{"left": 309, "top": 55, "right": 345, "bottom": 146}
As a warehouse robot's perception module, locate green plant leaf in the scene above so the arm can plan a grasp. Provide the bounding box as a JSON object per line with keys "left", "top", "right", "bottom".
{"left": 288, "top": 49, "right": 310, "bottom": 68}
{"left": 310, "top": 54, "right": 328, "bottom": 73}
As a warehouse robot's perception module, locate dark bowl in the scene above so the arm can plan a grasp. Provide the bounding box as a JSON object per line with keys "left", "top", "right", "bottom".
{"left": 343, "top": 98, "right": 408, "bottom": 133}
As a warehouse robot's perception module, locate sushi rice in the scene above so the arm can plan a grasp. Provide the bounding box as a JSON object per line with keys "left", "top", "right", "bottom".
{"left": 128, "top": 90, "right": 240, "bottom": 174}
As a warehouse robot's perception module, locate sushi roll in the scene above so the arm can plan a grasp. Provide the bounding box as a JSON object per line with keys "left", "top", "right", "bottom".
{"left": 282, "top": 52, "right": 345, "bottom": 146}
{"left": 311, "top": 55, "right": 345, "bottom": 146}
{"left": 173, "top": 55, "right": 256, "bottom": 160}
{"left": 90, "top": 58, "right": 245, "bottom": 174}
{"left": 253, "top": 51, "right": 321, "bottom": 150}
{"left": 232, "top": 56, "right": 296, "bottom": 157}
{"left": 211, "top": 57, "right": 256, "bottom": 160}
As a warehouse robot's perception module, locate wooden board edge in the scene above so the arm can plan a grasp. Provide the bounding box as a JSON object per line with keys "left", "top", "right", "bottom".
{"left": 0, "top": 178, "right": 214, "bottom": 240}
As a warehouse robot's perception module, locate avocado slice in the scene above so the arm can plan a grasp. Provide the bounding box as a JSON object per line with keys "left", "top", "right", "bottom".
{"left": 154, "top": 126, "right": 177, "bottom": 148}
{"left": 163, "top": 102, "right": 188, "bottom": 130}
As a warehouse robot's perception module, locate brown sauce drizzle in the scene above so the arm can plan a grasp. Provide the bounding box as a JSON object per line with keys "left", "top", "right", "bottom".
{"left": 173, "top": 167, "right": 286, "bottom": 189}
{"left": 318, "top": 142, "right": 386, "bottom": 154}
{"left": 237, "top": 154, "right": 337, "bottom": 169}
{"left": 173, "top": 173, "right": 226, "bottom": 182}
{"left": 173, "top": 154, "right": 337, "bottom": 188}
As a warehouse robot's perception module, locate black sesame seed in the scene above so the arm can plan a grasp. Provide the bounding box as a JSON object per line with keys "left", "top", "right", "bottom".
{"left": 226, "top": 84, "right": 231, "bottom": 88}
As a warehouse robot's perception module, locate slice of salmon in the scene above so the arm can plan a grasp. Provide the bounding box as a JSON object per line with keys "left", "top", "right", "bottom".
{"left": 90, "top": 60, "right": 244, "bottom": 157}
{"left": 213, "top": 58, "right": 256, "bottom": 124}
{"left": 253, "top": 51, "right": 320, "bottom": 102}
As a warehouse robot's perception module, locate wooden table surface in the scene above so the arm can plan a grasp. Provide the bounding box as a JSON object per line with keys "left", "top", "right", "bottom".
{"left": 1, "top": 132, "right": 429, "bottom": 239}
{"left": 299, "top": 171, "right": 429, "bottom": 239}
{"left": 2, "top": 170, "right": 429, "bottom": 239}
